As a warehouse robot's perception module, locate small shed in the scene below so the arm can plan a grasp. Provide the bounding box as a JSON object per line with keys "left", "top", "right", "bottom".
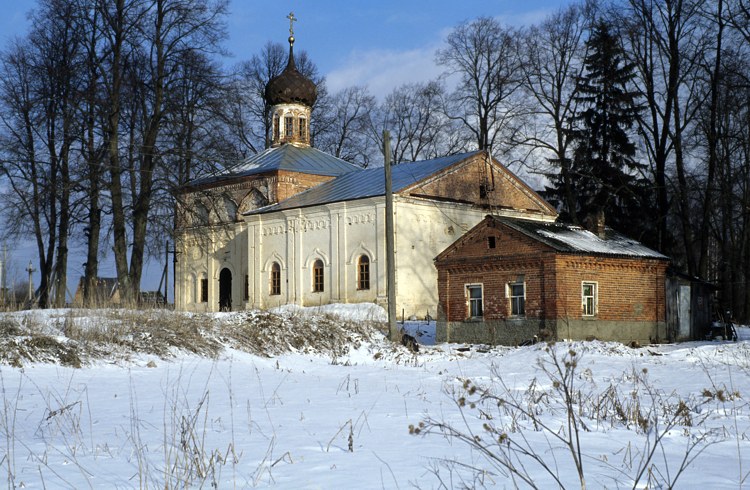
{"left": 434, "top": 216, "right": 670, "bottom": 345}
{"left": 665, "top": 270, "right": 715, "bottom": 341}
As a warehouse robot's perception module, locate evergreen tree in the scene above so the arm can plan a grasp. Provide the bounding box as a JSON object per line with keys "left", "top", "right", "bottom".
{"left": 553, "top": 20, "right": 650, "bottom": 238}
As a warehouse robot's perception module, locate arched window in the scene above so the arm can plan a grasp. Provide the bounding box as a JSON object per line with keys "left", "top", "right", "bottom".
{"left": 223, "top": 196, "right": 238, "bottom": 222}
{"left": 273, "top": 114, "right": 280, "bottom": 141}
{"left": 358, "top": 255, "right": 370, "bottom": 290}
{"left": 194, "top": 203, "right": 209, "bottom": 226}
{"left": 313, "top": 259, "right": 324, "bottom": 292}
{"left": 270, "top": 262, "right": 281, "bottom": 296}
{"left": 298, "top": 117, "right": 307, "bottom": 140}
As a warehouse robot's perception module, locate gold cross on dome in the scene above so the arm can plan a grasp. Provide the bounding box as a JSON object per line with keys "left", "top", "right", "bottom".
{"left": 287, "top": 12, "right": 297, "bottom": 37}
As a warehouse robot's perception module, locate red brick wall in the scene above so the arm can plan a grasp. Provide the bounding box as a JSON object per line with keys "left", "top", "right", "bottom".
{"left": 438, "top": 223, "right": 557, "bottom": 321}
{"left": 276, "top": 170, "right": 335, "bottom": 202}
{"left": 408, "top": 154, "right": 555, "bottom": 216}
{"left": 552, "top": 256, "right": 667, "bottom": 322}
{"left": 176, "top": 170, "right": 337, "bottom": 229}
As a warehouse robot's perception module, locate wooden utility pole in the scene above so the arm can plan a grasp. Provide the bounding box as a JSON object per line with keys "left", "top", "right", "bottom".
{"left": 0, "top": 244, "right": 5, "bottom": 305}
{"left": 26, "top": 260, "right": 36, "bottom": 304}
{"left": 165, "top": 241, "right": 169, "bottom": 305}
{"left": 384, "top": 130, "right": 398, "bottom": 341}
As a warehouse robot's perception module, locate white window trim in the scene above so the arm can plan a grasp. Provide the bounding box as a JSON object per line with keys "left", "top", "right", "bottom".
{"left": 465, "top": 283, "right": 484, "bottom": 319}
{"left": 582, "top": 281, "right": 598, "bottom": 317}
{"left": 507, "top": 281, "right": 526, "bottom": 317}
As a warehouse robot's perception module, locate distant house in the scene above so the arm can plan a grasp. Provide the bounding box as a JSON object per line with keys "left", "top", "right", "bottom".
{"left": 72, "top": 277, "right": 120, "bottom": 307}
{"left": 138, "top": 290, "right": 167, "bottom": 307}
{"left": 434, "top": 216, "right": 670, "bottom": 345}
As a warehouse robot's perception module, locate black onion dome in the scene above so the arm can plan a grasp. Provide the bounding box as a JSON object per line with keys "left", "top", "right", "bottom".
{"left": 265, "top": 42, "right": 317, "bottom": 106}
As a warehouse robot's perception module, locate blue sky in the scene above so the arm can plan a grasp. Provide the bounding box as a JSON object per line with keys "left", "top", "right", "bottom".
{"left": 0, "top": 0, "right": 572, "bottom": 297}
{"left": 3, "top": 0, "right": 572, "bottom": 96}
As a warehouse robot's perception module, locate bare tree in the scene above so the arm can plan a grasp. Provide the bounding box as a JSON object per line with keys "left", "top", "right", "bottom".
{"left": 372, "top": 81, "right": 456, "bottom": 163}
{"left": 436, "top": 17, "right": 523, "bottom": 151}
{"left": 617, "top": 0, "right": 705, "bottom": 255}
{"left": 104, "top": 0, "right": 228, "bottom": 302}
{"left": 519, "top": 2, "right": 592, "bottom": 221}
{"left": 695, "top": 0, "right": 726, "bottom": 279}
{"left": 313, "top": 85, "right": 376, "bottom": 166}
{"left": 230, "top": 42, "right": 286, "bottom": 154}
{"left": 0, "top": 0, "right": 88, "bottom": 308}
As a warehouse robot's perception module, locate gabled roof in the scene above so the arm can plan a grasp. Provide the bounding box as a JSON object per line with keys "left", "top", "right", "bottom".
{"left": 188, "top": 144, "right": 359, "bottom": 187}
{"left": 245, "top": 150, "right": 483, "bottom": 215}
{"left": 495, "top": 216, "right": 668, "bottom": 259}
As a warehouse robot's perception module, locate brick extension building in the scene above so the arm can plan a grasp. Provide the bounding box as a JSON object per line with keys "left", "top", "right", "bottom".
{"left": 435, "top": 215, "right": 670, "bottom": 345}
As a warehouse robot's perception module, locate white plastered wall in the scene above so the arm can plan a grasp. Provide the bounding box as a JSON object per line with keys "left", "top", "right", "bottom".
{"left": 243, "top": 197, "right": 488, "bottom": 318}
{"left": 175, "top": 222, "right": 248, "bottom": 312}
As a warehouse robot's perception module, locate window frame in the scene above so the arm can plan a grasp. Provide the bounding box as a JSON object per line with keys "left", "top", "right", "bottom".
{"left": 582, "top": 281, "right": 598, "bottom": 317}
{"left": 200, "top": 276, "right": 208, "bottom": 303}
{"left": 284, "top": 115, "right": 294, "bottom": 138}
{"left": 313, "top": 259, "right": 324, "bottom": 293}
{"left": 270, "top": 262, "right": 281, "bottom": 296}
{"left": 508, "top": 281, "right": 526, "bottom": 317}
{"left": 299, "top": 116, "right": 307, "bottom": 139}
{"left": 466, "top": 284, "right": 484, "bottom": 319}
{"left": 357, "top": 255, "right": 370, "bottom": 290}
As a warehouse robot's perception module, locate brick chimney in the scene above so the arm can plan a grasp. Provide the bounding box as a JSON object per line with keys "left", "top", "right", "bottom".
{"left": 584, "top": 209, "right": 606, "bottom": 239}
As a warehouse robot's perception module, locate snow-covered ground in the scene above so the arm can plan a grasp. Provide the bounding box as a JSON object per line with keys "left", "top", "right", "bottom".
{"left": 1, "top": 306, "right": 749, "bottom": 488}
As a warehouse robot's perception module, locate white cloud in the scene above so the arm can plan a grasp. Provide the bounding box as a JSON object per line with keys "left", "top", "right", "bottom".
{"left": 326, "top": 44, "right": 445, "bottom": 99}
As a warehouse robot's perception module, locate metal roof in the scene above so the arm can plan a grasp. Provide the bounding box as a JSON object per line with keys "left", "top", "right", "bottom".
{"left": 495, "top": 216, "right": 668, "bottom": 259}
{"left": 188, "top": 144, "right": 359, "bottom": 187}
{"left": 246, "top": 150, "right": 483, "bottom": 215}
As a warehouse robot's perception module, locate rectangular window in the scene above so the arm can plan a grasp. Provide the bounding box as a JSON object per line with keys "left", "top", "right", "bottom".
{"left": 582, "top": 282, "right": 597, "bottom": 316}
{"left": 509, "top": 282, "right": 525, "bottom": 316}
{"left": 244, "top": 274, "right": 249, "bottom": 301}
{"left": 466, "top": 284, "right": 483, "bottom": 318}
{"left": 299, "top": 117, "right": 307, "bottom": 139}
{"left": 285, "top": 116, "right": 294, "bottom": 137}
{"left": 200, "top": 278, "right": 208, "bottom": 303}
{"left": 488, "top": 236, "right": 496, "bottom": 249}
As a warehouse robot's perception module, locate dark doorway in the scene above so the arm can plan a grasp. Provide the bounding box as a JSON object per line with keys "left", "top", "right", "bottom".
{"left": 219, "top": 268, "right": 232, "bottom": 311}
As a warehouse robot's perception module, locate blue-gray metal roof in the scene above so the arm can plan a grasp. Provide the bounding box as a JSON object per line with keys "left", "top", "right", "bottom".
{"left": 188, "top": 144, "right": 359, "bottom": 187}
{"left": 496, "top": 217, "right": 668, "bottom": 259}
{"left": 247, "top": 150, "right": 482, "bottom": 215}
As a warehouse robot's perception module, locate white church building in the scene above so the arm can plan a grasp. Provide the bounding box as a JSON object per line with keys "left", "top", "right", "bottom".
{"left": 174, "top": 29, "right": 557, "bottom": 318}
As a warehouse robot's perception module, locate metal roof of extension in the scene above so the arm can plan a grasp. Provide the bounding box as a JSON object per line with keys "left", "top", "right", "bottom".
{"left": 495, "top": 216, "right": 669, "bottom": 260}
{"left": 246, "top": 150, "right": 483, "bottom": 215}
{"left": 188, "top": 144, "right": 359, "bottom": 187}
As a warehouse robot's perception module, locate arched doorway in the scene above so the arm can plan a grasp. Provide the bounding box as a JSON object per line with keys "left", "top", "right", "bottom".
{"left": 219, "top": 268, "right": 232, "bottom": 311}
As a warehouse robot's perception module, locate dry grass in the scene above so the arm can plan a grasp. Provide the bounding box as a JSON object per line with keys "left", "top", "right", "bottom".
{"left": 0, "top": 308, "right": 386, "bottom": 367}
{"left": 218, "top": 310, "right": 381, "bottom": 358}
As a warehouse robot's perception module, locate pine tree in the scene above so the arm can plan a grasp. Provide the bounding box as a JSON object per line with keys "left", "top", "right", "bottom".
{"left": 554, "top": 20, "right": 649, "bottom": 236}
